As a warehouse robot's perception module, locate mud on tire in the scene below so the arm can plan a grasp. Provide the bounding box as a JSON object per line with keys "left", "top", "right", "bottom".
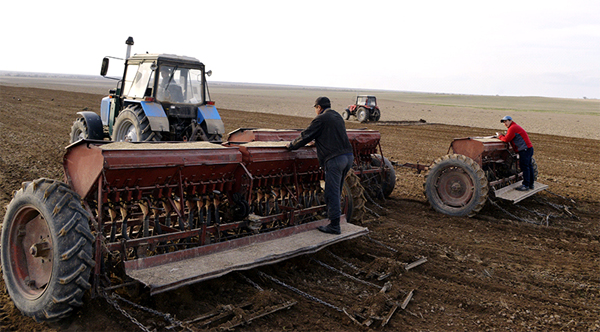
{"left": 1, "top": 178, "right": 94, "bottom": 321}
{"left": 424, "top": 154, "right": 488, "bottom": 217}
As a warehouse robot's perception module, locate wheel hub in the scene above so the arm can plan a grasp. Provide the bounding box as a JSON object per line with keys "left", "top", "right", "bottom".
{"left": 11, "top": 209, "right": 53, "bottom": 296}
{"left": 437, "top": 167, "right": 474, "bottom": 207}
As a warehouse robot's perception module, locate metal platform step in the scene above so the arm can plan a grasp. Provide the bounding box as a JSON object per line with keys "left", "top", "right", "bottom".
{"left": 124, "top": 218, "right": 368, "bottom": 295}
{"left": 493, "top": 180, "right": 548, "bottom": 203}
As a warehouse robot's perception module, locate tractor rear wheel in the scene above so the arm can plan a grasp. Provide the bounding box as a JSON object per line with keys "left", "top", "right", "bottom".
{"left": 341, "top": 109, "right": 350, "bottom": 120}
{"left": 69, "top": 117, "right": 88, "bottom": 143}
{"left": 1, "top": 179, "right": 94, "bottom": 321}
{"left": 356, "top": 107, "right": 369, "bottom": 123}
{"left": 372, "top": 109, "right": 381, "bottom": 122}
{"left": 424, "top": 154, "right": 488, "bottom": 217}
{"left": 112, "top": 105, "right": 162, "bottom": 142}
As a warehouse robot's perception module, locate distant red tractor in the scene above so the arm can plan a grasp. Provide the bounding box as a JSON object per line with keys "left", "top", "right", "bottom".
{"left": 343, "top": 95, "right": 381, "bottom": 123}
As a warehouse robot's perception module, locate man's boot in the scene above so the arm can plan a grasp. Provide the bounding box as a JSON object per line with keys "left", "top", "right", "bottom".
{"left": 317, "top": 218, "right": 341, "bottom": 235}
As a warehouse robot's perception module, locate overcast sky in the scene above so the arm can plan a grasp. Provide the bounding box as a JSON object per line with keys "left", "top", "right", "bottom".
{"left": 2, "top": 0, "right": 598, "bottom": 99}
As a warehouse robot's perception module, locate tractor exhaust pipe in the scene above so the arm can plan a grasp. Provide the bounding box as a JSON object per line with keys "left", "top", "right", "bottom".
{"left": 125, "top": 36, "right": 134, "bottom": 59}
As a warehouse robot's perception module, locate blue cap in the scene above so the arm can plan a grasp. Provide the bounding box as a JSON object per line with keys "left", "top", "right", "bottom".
{"left": 500, "top": 115, "right": 512, "bottom": 123}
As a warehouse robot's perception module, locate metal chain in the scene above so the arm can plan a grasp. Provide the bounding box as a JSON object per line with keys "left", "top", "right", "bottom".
{"left": 487, "top": 198, "right": 541, "bottom": 225}
{"left": 365, "top": 234, "right": 398, "bottom": 253}
{"left": 100, "top": 290, "right": 153, "bottom": 332}
{"left": 534, "top": 195, "right": 579, "bottom": 220}
{"left": 257, "top": 271, "right": 343, "bottom": 312}
{"left": 545, "top": 189, "right": 576, "bottom": 204}
{"left": 363, "top": 189, "right": 386, "bottom": 211}
{"left": 326, "top": 250, "right": 360, "bottom": 272}
{"left": 104, "top": 290, "right": 193, "bottom": 332}
{"left": 514, "top": 203, "right": 553, "bottom": 226}
{"left": 311, "top": 258, "right": 381, "bottom": 289}
{"left": 237, "top": 272, "right": 264, "bottom": 291}
{"left": 364, "top": 205, "right": 381, "bottom": 218}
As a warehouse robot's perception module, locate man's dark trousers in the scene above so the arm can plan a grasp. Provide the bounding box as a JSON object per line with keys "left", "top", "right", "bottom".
{"left": 519, "top": 147, "right": 534, "bottom": 188}
{"left": 324, "top": 153, "right": 354, "bottom": 224}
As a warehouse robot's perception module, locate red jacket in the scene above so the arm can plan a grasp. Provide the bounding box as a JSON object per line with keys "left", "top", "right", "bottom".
{"left": 499, "top": 122, "right": 532, "bottom": 152}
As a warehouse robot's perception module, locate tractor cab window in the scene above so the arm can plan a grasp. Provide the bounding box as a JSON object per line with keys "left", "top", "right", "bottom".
{"left": 367, "top": 97, "right": 376, "bottom": 106}
{"left": 123, "top": 62, "right": 154, "bottom": 99}
{"left": 156, "top": 65, "right": 204, "bottom": 104}
{"left": 357, "top": 96, "right": 367, "bottom": 106}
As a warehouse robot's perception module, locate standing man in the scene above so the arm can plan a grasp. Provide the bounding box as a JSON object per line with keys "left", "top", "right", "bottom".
{"left": 286, "top": 97, "right": 354, "bottom": 234}
{"left": 497, "top": 115, "right": 534, "bottom": 191}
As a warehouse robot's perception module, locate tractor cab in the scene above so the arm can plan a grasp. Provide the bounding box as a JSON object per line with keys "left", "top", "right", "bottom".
{"left": 70, "top": 37, "right": 224, "bottom": 144}
{"left": 357, "top": 95, "right": 377, "bottom": 107}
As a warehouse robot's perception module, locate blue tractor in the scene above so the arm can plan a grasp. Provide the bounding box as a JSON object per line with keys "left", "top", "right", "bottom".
{"left": 70, "top": 37, "right": 224, "bottom": 143}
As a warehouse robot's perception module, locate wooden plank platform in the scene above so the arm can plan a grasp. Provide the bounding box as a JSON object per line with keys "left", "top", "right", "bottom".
{"left": 493, "top": 180, "right": 548, "bottom": 203}
{"left": 125, "top": 217, "right": 368, "bottom": 295}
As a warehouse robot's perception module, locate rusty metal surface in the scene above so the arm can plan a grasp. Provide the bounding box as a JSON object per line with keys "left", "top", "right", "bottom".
{"left": 125, "top": 217, "right": 368, "bottom": 295}
{"left": 63, "top": 140, "right": 242, "bottom": 199}
{"left": 450, "top": 137, "right": 508, "bottom": 165}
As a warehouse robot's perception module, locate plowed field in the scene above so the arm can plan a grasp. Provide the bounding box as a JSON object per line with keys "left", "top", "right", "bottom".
{"left": 0, "top": 84, "right": 598, "bottom": 331}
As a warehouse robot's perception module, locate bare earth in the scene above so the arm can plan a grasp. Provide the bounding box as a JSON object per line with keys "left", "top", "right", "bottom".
{"left": 0, "top": 82, "right": 598, "bottom": 331}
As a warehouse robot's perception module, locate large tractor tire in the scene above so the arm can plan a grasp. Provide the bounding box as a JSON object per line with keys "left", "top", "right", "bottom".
{"left": 1, "top": 179, "right": 94, "bottom": 322}
{"left": 341, "top": 109, "right": 350, "bottom": 120}
{"left": 371, "top": 154, "right": 396, "bottom": 198}
{"left": 372, "top": 109, "right": 381, "bottom": 122}
{"left": 344, "top": 172, "right": 366, "bottom": 222}
{"left": 69, "top": 112, "right": 103, "bottom": 143}
{"left": 69, "top": 117, "right": 88, "bottom": 143}
{"left": 424, "top": 154, "right": 488, "bottom": 217}
{"left": 112, "top": 105, "right": 162, "bottom": 142}
{"left": 356, "top": 107, "right": 369, "bottom": 123}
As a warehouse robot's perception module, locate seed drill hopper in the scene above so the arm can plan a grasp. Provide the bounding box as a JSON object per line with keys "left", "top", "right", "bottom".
{"left": 1, "top": 128, "right": 394, "bottom": 322}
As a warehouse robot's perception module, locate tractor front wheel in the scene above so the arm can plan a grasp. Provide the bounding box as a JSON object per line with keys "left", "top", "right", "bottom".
{"left": 112, "top": 105, "right": 162, "bottom": 142}
{"left": 356, "top": 107, "right": 369, "bottom": 123}
{"left": 424, "top": 154, "right": 488, "bottom": 217}
{"left": 1, "top": 179, "right": 94, "bottom": 321}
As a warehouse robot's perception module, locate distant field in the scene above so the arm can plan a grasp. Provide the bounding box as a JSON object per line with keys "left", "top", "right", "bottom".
{"left": 373, "top": 91, "right": 599, "bottom": 116}
{"left": 1, "top": 74, "right": 598, "bottom": 139}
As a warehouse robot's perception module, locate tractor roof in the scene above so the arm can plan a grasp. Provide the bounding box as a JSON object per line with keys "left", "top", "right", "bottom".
{"left": 128, "top": 53, "right": 204, "bottom": 66}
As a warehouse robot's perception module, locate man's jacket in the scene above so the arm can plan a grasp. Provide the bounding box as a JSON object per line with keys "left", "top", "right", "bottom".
{"left": 288, "top": 109, "right": 353, "bottom": 167}
{"left": 499, "top": 122, "right": 533, "bottom": 152}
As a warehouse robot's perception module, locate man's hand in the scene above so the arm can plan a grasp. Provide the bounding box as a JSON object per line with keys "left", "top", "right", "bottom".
{"left": 495, "top": 132, "right": 500, "bottom": 137}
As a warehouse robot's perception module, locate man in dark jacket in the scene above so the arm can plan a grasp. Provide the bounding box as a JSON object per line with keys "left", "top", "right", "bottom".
{"left": 497, "top": 115, "right": 535, "bottom": 191}
{"left": 286, "top": 97, "right": 354, "bottom": 234}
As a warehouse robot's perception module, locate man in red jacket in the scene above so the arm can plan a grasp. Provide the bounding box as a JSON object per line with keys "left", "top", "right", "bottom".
{"left": 497, "top": 115, "right": 534, "bottom": 191}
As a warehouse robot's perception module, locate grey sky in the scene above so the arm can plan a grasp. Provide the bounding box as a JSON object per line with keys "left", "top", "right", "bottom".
{"left": 2, "top": 0, "right": 598, "bottom": 99}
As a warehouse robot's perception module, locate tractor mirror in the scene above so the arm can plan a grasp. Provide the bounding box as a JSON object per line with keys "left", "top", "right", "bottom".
{"left": 206, "top": 70, "right": 212, "bottom": 77}
{"left": 100, "top": 57, "right": 110, "bottom": 76}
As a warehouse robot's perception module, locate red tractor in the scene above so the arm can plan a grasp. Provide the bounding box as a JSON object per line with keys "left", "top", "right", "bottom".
{"left": 343, "top": 95, "right": 381, "bottom": 123}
